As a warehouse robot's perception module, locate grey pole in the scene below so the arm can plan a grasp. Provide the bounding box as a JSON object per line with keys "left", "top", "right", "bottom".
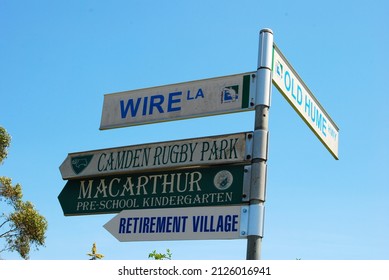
{"left": 246, "top": 28, "right": 273, "bottom": 260}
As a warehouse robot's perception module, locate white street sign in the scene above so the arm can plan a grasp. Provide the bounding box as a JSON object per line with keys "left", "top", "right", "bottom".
{"left": 103, "top": 205, "right": 249, "bottom": 242}
{"left": 59, "top": 132, "right": 252, "bottom": 180}
{"left": 100, "top": 72, "right": 255, "bottom": 129}
{"left": 272, "top": 44, "right": 339, "bottom": 159}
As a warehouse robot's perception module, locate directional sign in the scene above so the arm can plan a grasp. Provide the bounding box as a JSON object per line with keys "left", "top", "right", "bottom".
{"left": 104, "top": 205, "right": 249, "bottom": 242}
{"left": 60, "top": 132, "right": 253, "bottom": 180}
{"left": 100, "top": 72, "right": 256, "bottom": 129}
{"left": 58, "top": 165, "right": 251, "bottom": 216}
{"left": 272, "top": 44, "right": 339, "bottom": 159}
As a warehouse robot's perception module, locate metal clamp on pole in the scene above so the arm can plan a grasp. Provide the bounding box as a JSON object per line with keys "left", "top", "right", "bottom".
{"left": 246, "top": 28, "right": 273, "bottom": 260}
{"left": 256, "top": 28, "right": 274, "bottom": 107}
{"left": 252, "top": 130, "right": 269, "bottom": 161}
{"left": 247, "top": 204, "right": 265, "bottom": 237}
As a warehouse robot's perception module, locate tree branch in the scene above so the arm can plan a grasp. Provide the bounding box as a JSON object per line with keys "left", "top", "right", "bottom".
{"left": 0, "top": 219, "right": 10, "bottom": 229}
{"left": 0, "top": 227, "right": 17, "bottom": 238}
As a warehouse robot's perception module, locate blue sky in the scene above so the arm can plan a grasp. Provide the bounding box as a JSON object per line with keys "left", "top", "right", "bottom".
{"left": 0, "top": 0, "right": 388, "bottom": 260}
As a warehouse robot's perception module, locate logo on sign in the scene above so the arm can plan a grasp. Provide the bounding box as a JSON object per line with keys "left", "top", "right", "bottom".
{"left": 221, "top": 85, "right": 239, "bottom": 104}
{"left": 276, "top": 60, "right": 284, "bottom": 79}
{"left": 213, "top": 170, "right": 233, "bottom": 190}
{"left": 71, "top": 155, "right": 93, "bottom": 175}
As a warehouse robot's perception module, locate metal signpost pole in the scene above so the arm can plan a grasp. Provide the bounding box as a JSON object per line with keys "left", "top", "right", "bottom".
{"left": 246, "top": 29, "right": 273, "bottom": 260}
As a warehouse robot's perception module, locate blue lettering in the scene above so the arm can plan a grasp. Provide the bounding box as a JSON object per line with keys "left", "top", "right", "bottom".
{"left": 181, "top": 216, "right": 188, "bottom": 232}
{"left": 232, "top": 215, "right": 238, "bottom": 232}
{"left": 313, "top": 110, "right": 327, "bottom": 137}
{"left": 328, "top": 126, "right": 336, "bottom": 140}
{"left": 310, "top": 106, "right": 316, "bottom": 123}
{"left": 187, "top": 88, "right": 204, "bottom": 100}
{"left": 322, "top": 118, "right": 327, "bottom": 136}
{"left": 186, "top": 90, "right": 194, "bottom": 100}
{"left": 305, "top": 95, "right": 328, "bottom": 136}
{"left": 291, "top": 79, "right": 297, "bottom": 101}
{"left": 166, "top": 216, "right": 173, "bottom": 233}
{"left": 119, "top": 216, "right": 189, "bottom": 235}
{"left": 167, "top": 92, "right": 182, "bottom": 112}
{"left": 149, "top": 217, "right": 156, "bottom": 233}
{"left": 209, "top": 216, "right": 215, "bottom": 232}
{"left": 203, "top": 216, "right": 209, "bottom": 232}
{"left": 149, "top": 95, "right": 164, "bottom": 115}
{"left": 296, "top": 85, "right": 303, "bottom": 105}
{"left": 193, "top": 216, "right": 200, "bottom": 232}
{"left": 193, "top": 215, "right": 238, "bottom": 233}
{"left": 156, "top": 217, "right": 166, "bottom": 233}
{"left": 284, "top": 71, "right": 303, "bottom": 106}
{"left": 203, "top": 216, "right": 213, "bottom": 232}
{"left": 304, "top": 95, "right": 311, "bottom": 116}
{"left": 316, "top": 111, "right": 322, "bottom": 132}
{"left": 142, "top": 217, "right": 150, "bottom": 233}
{"left": 195, "top": 88, "right": 204, "bottom": 99}
{"left": 284, "top": 71, "right": 291, "bottom": 92}
{"left": 142, "top": 96, "right": 148, "bottom": 116}
{"left": 172, "top": 216, "right": 181, "bottom": 232}
{"left": 225, "top": 215, "right": 232, "bottom": 231}
{"left": 132, "top": 217, "right": 139, "bottom": 233}
{"left": 126, "top": 217, "right": 133, "bottom": 233}
{"left": 216, "top": 216, "right": 224, "bottom": 232}
{"left": 119, "top": 218, "right": 126, "bottom": 233}
{"left": 120, "top": 98, "right": 141, "bottom": 118}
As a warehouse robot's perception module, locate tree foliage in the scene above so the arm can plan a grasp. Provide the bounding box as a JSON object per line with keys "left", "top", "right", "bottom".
{"left": 148, "top": 249, "right": 172, "bottom": 260}
{"left": 0, "top": 126, "right": 48, "bottom": 259}
{"left": 87, "top": 242, "right": 104, "bottom": 260}
{"left": 0, "top": 127, "right": 11, "bottom": 165}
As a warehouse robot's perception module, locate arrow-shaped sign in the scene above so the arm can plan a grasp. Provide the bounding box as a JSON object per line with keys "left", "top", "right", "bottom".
{"left": 60, "top": 132, "right": 253, "bottom": 180}
{"left": 104, "top": 205, "right": 249, "bottom": 242}
{"left": 58, "top": 165, "right": 251, "bottom": 216}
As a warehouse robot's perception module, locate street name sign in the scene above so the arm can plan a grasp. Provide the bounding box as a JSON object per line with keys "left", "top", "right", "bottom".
{"left": 272, "top": 44, "right": 339, "bottom": 159}
{"left": 58, "top": 165, "right": 251, "bottom": 216}
{"left": 104, "top": 205, "right": 249, "bottom": 242}
{"left": 100, "top": 72, "right": 256, "bottom": 129}
{"left": 60, "top": 132, "right": 253, "bottom": 180}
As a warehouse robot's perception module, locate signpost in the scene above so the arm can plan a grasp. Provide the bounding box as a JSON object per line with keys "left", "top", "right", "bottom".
{"left": 58, "top": 28, "right": 339, "bottom": 260}
{"left": 100, "top": 72, "right": 256, "bottom": 129}
{"left": 272, "top": 44, "right": 339, "bottom": 159}
{"left": 245, "top": 28, "right": 273, "bottom": 260}
{"left": 58, "top": 164, "right": 251, "bottom": 216}
{"left": 103, "top": 205, "right": 251, "bottom": 242}
{"left": 60, "top": 132, "right": 253, "bottom": 180}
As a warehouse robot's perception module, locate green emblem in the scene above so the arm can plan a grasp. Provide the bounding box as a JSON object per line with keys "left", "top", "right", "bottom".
{"left": 213, "top": 170, "right": 234, "bottom": 190}
{"left": 71, "top": 155, "right": 93, "bottom": 175}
